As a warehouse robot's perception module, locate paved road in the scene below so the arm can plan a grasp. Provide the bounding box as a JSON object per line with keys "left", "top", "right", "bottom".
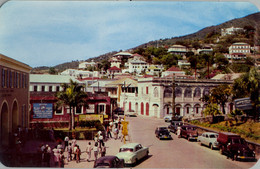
{"left": 127, "top": 116, "right": 259, "bottom": 169}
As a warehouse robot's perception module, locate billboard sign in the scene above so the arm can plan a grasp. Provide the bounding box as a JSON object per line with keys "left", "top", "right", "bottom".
{"left": 33, "top": 103, "right": 53, "bottom": 118}
{"left": 234, "top": 97, "right": 253, "bottom": 110}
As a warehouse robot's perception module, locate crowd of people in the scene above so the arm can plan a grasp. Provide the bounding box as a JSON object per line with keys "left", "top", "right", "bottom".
{"left": 35, "top": 118, "right": 125, "bottom": 168}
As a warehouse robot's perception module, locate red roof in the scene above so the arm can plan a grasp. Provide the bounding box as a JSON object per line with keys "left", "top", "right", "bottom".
{"left": 166, "top": 66, "right": 182, "bottom": 72}
{"left": 108, "top": 66, "right": 121, "bottom": 71}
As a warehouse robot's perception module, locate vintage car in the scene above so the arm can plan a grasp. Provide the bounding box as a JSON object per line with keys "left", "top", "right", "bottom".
{"left": 155, "top": 127, "right": 172, "bottom": 140}
{"left": 180, "top": 125, "right": 198, "bottom": 141}
{"left": 168, "top": 121, "right": 183, "bottom": 134}
{"left": 93, "top": 156, "right": 125, "bottom": 168}
{"left": 197, "top": 132, "right": 219, "bottom": 149}
{"left": 217, "top": 132, "right": 256, "bottom": 161}
{"left": 164, "top": 113, "right": 172, "bottom": 122}
{"left": 116, "top": 143, "right": 149, "bottom": 166}
{"left": 125, "top": 109, "right": 137, "bottom": 117}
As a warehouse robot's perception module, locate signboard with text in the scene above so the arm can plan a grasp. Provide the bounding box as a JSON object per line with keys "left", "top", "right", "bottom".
{"left": 234, "top": 97, "right": 253, "bottom": 110}
{"left": 33, "top": 103, "right": 53, "bottom": 118}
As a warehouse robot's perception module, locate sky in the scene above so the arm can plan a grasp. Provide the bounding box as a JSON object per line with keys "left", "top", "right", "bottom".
{"left": 0, "top": 1, "right": 259, "bottom": 67}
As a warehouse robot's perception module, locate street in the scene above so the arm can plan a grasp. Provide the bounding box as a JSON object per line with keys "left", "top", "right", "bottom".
{"left": 127, "top": 116, "right": 259, "bottom": 168}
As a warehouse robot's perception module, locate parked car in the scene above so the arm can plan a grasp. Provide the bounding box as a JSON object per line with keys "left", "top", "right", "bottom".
{"left": 217, "top": 132, "right": 256, "bottom": 161}
{"left": 164, "top": 113, "right": 173, "bottom": 122}
{"left": 125, "top": 110, "right": 137, "bottom": 117}
{"left": 93, "top": 156, "right": 125, "bottom": 168}
{"left": 116, "top": 143, "right": 149, "bottom": 166}
{"left": 197, "top": 132, "right": 219, "bottom": 150}
{"left": 180, "top": 125, "right": 198, "bottom": 141}
{"left": 168, "top": 121, "right": 183, "bottom": 134}
{"left": 155, "top": 127, "right": 172, "bottom": 140}
{"left": 113, "top": 107, "right": 124, "bottom": 115}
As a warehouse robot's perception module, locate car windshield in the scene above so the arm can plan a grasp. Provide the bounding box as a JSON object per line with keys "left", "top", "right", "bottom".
{"left": 119, "top": 148, "right": 134, "bottom": 152}
{"left": 187, "top": 127, "right": 196, "bottom": 130}
{"left": 159, "top": 127, "right": 168, "bottom": 131}
{"left": 209, "top": 134, "right": 218, "bottom": 138}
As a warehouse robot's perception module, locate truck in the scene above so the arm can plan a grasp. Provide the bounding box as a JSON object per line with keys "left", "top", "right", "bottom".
{"left": 217, "top": 132, "right": 256, "bottom": 161}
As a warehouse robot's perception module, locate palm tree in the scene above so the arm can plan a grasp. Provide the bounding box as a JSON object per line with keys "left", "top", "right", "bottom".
{"left": 56, "top": 79, "right": 88, "bottom": 130}
{"left": 232, "top": 67, "right": 260, "bottom": 121}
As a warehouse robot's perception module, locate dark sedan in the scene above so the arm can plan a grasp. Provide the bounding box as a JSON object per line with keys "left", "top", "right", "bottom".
{"left": 93, "top": 155, "right": 125, "bottom": 168}
{"left": 155, "top": 127, "right": 172, "bottom": 140}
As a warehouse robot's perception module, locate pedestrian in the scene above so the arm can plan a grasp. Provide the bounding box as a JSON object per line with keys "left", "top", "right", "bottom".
{"left": 59, "top": 150, "right": 65, "bottom": 168}
{"left": 64, "top": 136, "right": 69, "bottom": 151}
{"left": 67, "top": 143, "right": 72, "bottom": 162}
{"left": 45, "top": 145, "right": 51, "bottom": 167}
{"left": 114, "top": 128, "right": 118, "bottom": 140}
{"left": 93, "top": 142, "right": 99, "bottom": 161}
{"left": 177, "top": 126, "right": 181, "bottom": 138}
{"left": 106, "top": 126, "right": 111, "bottom": 139}
{"left": 71, "top": 138, "right": 77, "bottom": 154}
{"left": 94, "top": 135, "right": 98, "bottom": 145}
{"left": 53, "top": 146, "right": 60, "bottom": 167}
{"left": 75, "top": 145, "right": 81, "bottom": 163}
{"left": 73, "top": 144, "right": 78, "bottom": 160}
{"left": 101, "top": 143, "right": 106, "bottom": 157}
{"left": 98, "top": 133, "right": 104, "bottom": 148}
{"left": 86, "top": 142, "right": 92, "bottom": 162}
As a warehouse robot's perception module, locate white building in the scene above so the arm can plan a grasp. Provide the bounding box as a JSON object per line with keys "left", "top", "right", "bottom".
{"left": 229, "top": 42, "right": 251, "bottom": 55}
{"left": 79, "top": 60, "right": 97, "bottom": 69}
{"left": 118, "top": 77, "right": 234, "bottom": 119}
{"left": 168, "top": 45, "right": 188, "bottom": 55}
{"left": 127, "top": 59, "right": 149, "bottom": 74}
{"left": 30, "top": 74, "right": 84, "bottom": 92}
{"left": 162, "top": 66, "right": 186, "bottom": 77}
{"left": 221, "top": 27, "right": 244, "bottom": 36}
{"left": 60, "top": 69, "right": 99, "bottom": 78}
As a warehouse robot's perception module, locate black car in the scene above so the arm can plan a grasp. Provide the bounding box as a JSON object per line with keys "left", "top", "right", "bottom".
{"left": 94, "top": 155, "right": 125, "bottom": 168}
{"left": 168, "top": 121, "right": 183, "bottom": 134}
{"left": 155, "top": 127, "right": 172, "bottom": 140}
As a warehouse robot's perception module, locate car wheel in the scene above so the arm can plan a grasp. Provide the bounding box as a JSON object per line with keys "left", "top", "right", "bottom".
{"left": 187, "top": 136, "right": 190, "bottom": 141}
{"left": 210, "top": 144, "right": 214, "bottom": 150}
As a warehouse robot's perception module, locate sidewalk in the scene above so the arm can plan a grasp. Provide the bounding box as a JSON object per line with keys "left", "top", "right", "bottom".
{"left": 64, "top": 136, "right": 131, "bottom": 168}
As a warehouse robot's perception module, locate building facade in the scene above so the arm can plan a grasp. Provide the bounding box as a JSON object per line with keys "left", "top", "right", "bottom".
{"left": 0, "top": 54, "right": 31, "bottom": 146}
{"left": 118, "top": 77, "right": 234, "bottom": 119}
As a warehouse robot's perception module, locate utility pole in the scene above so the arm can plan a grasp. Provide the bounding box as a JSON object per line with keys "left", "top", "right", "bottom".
{"left": 172, "top": 74, "right": 175, "bottom": 120}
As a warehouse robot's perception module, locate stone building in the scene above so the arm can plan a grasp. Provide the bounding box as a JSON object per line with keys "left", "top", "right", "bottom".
{"left": 118, "top": 77, "right": 234, "bottom": 119}
{"left": 0, "top": 54, "right": 31, "bottom": 146}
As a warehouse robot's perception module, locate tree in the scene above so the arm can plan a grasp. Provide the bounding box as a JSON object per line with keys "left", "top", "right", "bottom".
{"left": 56, "top": 80, "right": 88, "bottom": 130}
{"left": 49, "top": 67, "right": 57, "bottom": 75}
{"left": 202, "top": 103, "right": 222, "bottom": 123}
{"left": 214, "top": 53, "right": 229, "bottom": 70}
{"left": 210, "top": 84, "right": 232, "bottom": 114}
{"left": 232, "top": 67, "right": 260, "bottom": 121}
{"left": 228, "top": 109, "right": 244, "bottom": 125}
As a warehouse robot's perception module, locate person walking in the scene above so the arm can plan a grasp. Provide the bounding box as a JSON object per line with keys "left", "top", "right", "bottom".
{"left": 45, "top": 145, "right": 51, "bottom": 167}
{"left": 67, "top": 143, "right": 72, "bottom": 162}
{"left": 86, "top": 142, "right": 93, "bottom": 162}
{"left": 59, "top": 150, "right": 65, "bottom": 168}
{"left": 64, "top": 136, "right": 69, "bottom": 151}
{"left": 114, "top": 128, "right": 118, "bottom": 140}
{"left": 71, "top": 138, "right": 77, "bottom": 158}
{"left": 93, "top": 142, "right": 99, "bottom": 161}
{"left": 98, "top": 134, "right": 104, "bottom": 148}
{"left": 101, "top": 143, "right": 106, "bottom": 157}
{"left": 73, "top": 144, "right": 78, "bottom": 160}
{"left": 75, "top": 145, "right": 81, "bottom": 163}
{"left": 53, "top": 146, "right": 60, "bottom": 167}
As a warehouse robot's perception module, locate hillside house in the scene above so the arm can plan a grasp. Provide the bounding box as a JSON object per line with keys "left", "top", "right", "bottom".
{"left": 168, "top": 45, "right": 188, "bottom": 56}
{"left": 162, "top": 66, "right": 186, "bottom": 77}
{"left": 221, "top": 26, "right": 244, "bottom": 36}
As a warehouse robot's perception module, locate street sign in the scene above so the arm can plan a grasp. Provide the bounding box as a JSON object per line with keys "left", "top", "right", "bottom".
{"left": 33, "top": 103, "right": 53, "bottom": 118}
{"left": 234, "top": 97, "right": 253, "bottom": 110}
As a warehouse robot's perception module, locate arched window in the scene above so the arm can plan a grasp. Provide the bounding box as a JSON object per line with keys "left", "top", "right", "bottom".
{"left": 203, "top": 87, "right": 210, "bottom": 96}
{"left": 184, "top": 87, "right": 192, "bottom": 98}
{"left": 154, "top": 87, "right": 159, "bottom": 97}
{"left": 194, "top": 87, "right": 201, "bottom": 98}
{"left": 164, "top": 87, "right": 172, "bottom": 98}
{"left": 175, "top": 87, "right": 182, "bottom": 97}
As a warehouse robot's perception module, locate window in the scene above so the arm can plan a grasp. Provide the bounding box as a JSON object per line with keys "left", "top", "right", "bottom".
{"left": 55, "top": 106, "right": 63, "bottom": 115}
{"left": 97, "top": 104, "right": 105, "bottom": 114}
{"left": 49, "top": 86, "right": 53, "bottom": 92}
{"left": 9, "top": 70, "right": 12, "bottom": 88}
{"left": 34, "top": 85, "right": 37, "bottom": 92}
{"left": 146, "top": 86, "right": 148, "bottom": 94}
{"left": 56, "top": 86, "right": 60, "bottom": 92}
{"left": 154, "top": 87, "right": 158, "bottom": 97}
{"left": 41, "top": 85, "right": 45, "bottom": 92}
{"left": 75, "top": 106, "right": 82, "bottom": 114}
{"left": 186, "top": 107, "right": 189, "bottom": 114}
{"left": 184, "top": 88, "right": 192, "bottom": 98}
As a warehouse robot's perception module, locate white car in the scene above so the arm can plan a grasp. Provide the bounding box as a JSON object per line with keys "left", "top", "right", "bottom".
{"left": 164, "top": 113, "right": 173, "bottom": 122}
{"left": 125, "top": 110, "right": 137, "bottom": 117}
{"left": 197, "top": 132, "right": 219, "bottom": 150}
{"left": 116, "top": 143, "right": 149, "bottom": 166}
